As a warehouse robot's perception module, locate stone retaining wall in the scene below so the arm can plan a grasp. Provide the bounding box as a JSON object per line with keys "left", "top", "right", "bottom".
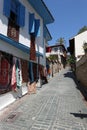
{"left": 76, "top": 54, "right": 87, "bottom": 88}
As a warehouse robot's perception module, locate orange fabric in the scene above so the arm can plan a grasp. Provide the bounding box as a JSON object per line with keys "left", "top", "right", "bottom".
{"left": 11, "top": 57, "right": 17, "bottom": 90}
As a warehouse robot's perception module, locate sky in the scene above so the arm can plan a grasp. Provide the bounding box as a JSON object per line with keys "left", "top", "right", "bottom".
{"left": 44, "top": 0, "right": 87, "bottom": 47}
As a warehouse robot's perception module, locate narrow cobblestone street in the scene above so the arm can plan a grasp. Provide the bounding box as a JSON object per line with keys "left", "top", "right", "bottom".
{"left": 0, "top": 67, "right": 87, "bottom": 130}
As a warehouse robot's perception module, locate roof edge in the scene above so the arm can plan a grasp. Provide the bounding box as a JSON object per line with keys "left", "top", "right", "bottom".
{"left": 41, "top": 0, "right": 54, "bottom": 23}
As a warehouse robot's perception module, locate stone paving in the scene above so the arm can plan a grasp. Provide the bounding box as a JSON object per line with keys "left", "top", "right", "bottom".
{"left": 0, "top": 67, "right": 87, "bottom": 130}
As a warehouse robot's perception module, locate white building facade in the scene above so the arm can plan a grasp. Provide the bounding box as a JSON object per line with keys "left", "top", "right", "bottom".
{"left": 0, "top": 0, "right": 54, "bottom": 110}
{"left": 69, "top": 31, "right": 87, "bottom": 61}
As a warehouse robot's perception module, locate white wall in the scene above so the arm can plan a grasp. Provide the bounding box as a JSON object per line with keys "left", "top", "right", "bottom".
{"left": 75, "top": 31, "right": 87, "bottom": 60}
{"left": 0, "top": 92, "right": 16, "bottom": 111}
{"left": 0, "top": 0, "right": 8, "bottom": 36}
{"left": 0, "top": 39, "right": 29, "bottom": 60}
{"left": 19, "top": 0, "right": 44, "bottom": 55}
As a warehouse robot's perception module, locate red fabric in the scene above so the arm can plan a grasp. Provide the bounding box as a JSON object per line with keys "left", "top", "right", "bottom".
{"left": 0, "top": 59, "right": 10, "bottom": 85}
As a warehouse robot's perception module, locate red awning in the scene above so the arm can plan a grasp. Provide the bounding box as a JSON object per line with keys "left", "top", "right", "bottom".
{"left": 46, "top": 47, "right": 51, "bottom": 52}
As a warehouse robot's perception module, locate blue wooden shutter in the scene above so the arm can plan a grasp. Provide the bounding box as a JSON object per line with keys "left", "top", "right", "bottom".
{"left": 35, "top": 19, "right": 40, "bottom": 36}
{"left": 3, "top": 0, "right": 11, "bottom": 18}
{"left": 17, "top": 3, "right": 25, "bottom": 27}
{"left": 29, "top": 13, "right": 35, "bottom": 34}
{"left": 11, "top": 0, "right": 17, "bottom": 14}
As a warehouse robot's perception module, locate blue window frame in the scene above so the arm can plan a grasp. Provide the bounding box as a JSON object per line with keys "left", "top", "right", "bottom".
{"left": 29, "top": 13, "right": 40, "bottom": 37}
{"left": 11, "top": 0, "right": 17, "bottom": 14}
{"left": 35, "top": 19, "right": 40, "bottom": 36}
{"left": 17, "top": 3, "right": 25, "bottom": 27}
{"left": 29, "top": 13, "right": 35, "bottom": 34}
{"left": 3, "top": 0, "right": 11, "bottom": 18}
{"left": 3, "top": 0, "right": 25, "bottom": 27}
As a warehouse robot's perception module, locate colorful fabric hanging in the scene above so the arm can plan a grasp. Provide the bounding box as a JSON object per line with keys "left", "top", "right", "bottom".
{"left": 21, "top": 59, "right": 28, "bottom": 83}
{"left": 11, "top": 57, "right": 17, "bottom": 90}
{"left": 16, "top": 58, "right": 22, "bottom": 88}
{"left": 29, "top": 61, "right": 34, "bottom": 83}
{"left": 0, "top": 58, "right": 10, "bottom": 86}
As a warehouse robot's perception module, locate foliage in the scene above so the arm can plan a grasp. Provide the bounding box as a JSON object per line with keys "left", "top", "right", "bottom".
{"left": 48, "top": 55, "right": 58, "bottom": 62}
{"left": 77, "top": 26, "right": 87, "bottom": 34}
{"left": 67, "top": 55, "right": 75, "bottom": 64}
{"left": 56, "top": 37, "right": 66, "bottom": 46}
{"left": 83, "top": 42, "right": 87, "bottom": 53}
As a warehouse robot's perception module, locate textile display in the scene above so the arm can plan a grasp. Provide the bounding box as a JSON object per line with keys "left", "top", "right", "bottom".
{"left": 0, "top": 58, "right": 10, "bottom": 86}
{"left": 16, "top": 58, "right": 22, "bottom": 88}
{"left": 30, "top": 34, "right": 36, "bottom": 61}
{"left": 11, "top": 57, "right": 22, "bottom": 91}
{"left": 33, "top": 63, "right": 38, "bottom": 82}
{"left": 29, "top": 61, "right": 34, "bottom": 83}
{"left": 11, "top": 57, "right": 17, "bottom": 90}
{"left": 21, "top": 60, "right": 28, "bottom": 83}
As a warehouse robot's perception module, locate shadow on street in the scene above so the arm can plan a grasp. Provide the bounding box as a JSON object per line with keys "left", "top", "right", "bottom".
{"left": 70, "top": 112, "right": 87, "bottom": 119}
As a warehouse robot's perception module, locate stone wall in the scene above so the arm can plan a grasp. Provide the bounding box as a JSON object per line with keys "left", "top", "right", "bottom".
{"left": 49, "top": 62, "right": 59, "bottom": 77}
{"left": 76, "top": 54, "right": 87, "bottom": 88}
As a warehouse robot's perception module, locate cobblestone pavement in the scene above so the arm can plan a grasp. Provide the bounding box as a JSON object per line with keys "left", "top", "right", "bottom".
{"left": 0, "top": 67, "right": 87, "bottom": 130}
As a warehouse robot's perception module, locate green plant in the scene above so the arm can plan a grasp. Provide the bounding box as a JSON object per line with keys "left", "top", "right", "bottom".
{"left": 77, "top": 26, "right": 87, "bottom": 34}
{"left": 67, "top": 55, "right": 75, "bottom": 64}
{"left": 48, "top": 55, "right": 58, "bottom": 62}
{"left": 83, "top": 42, "right": 87, "bottom": 53}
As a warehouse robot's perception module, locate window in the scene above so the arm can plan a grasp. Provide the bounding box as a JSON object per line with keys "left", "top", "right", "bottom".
{"left": 9, "top": 11, "right": 17, "bottom": 24}
{"left": 29, "top": 13, "right": 40, "bottom": 36}
{"left": 3, "top": 0, "right": 25, "bottom": 27}
{"left": 29, "top": 13, "right": 35, "bottom": 34}
{"left": 35, "top": 19, "right": 40, "bottom": 36}
{"left": 54, "top": 47, "right": 58, "bottom": 52}
{"left": 7, "top": 11, "right": 19, "bottom": 42}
